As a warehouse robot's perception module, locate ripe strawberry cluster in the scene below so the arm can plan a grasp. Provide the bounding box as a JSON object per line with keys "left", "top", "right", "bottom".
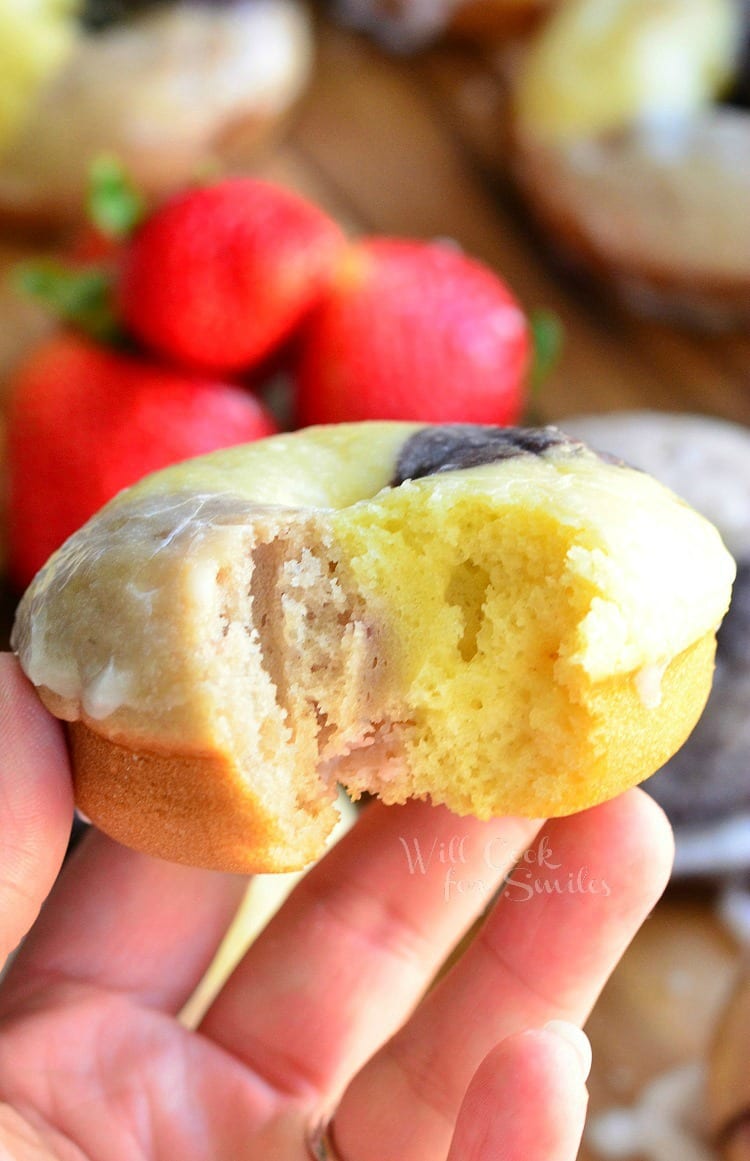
{"left": 6, "top": 176, "right": 531, "bottom": 589}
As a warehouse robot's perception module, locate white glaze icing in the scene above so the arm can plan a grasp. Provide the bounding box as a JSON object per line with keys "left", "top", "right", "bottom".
{"left": 11, "top": 424, "right": 735, "bottom": 726}
{"left": 565, "top": 411, "right": 750, "bottom": 560}
{"left": 11, "top": 490, "right": 296, "bottom": 719}
{"left": 634, "top": 659, "right": 670, "bottom": 709}
{"left": 81, "top": 660, "right": 134, "bottom": 721}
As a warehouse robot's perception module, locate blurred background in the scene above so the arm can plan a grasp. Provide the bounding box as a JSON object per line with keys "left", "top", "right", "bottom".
{"left": 1, "top": 1, "right": 750, "bottom": 1157}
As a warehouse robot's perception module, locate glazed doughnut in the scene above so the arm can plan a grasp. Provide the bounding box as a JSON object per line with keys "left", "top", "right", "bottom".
{"left": 0, "top": 0, "right": 313, "bottom": 232}
{"left": 509, "top": 0, "right": 750, "bottom": 327}
{"left": 512, "top": 112, "right": 750, "bottom": 328}
{"left": 12, "top": 422, "right": 735, "bottom": 872}
{"left": 565, "top": 411, "right": 750, "bottom": 872}
{"left": 563, "top": 411, "right": 750, "bottom": 562}
{"left": 0, "top": 0, "right": 77, "bottom": 156}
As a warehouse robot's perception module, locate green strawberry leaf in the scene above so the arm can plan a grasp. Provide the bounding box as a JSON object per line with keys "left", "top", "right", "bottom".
{"left": 86, "top": 155, "right": 146, "bottom": 240}
{"left": 529, "top": 309, "right": 564, "bottom": 393}
{"left": 14, "top": 260, "right": 121, "bottom": 343}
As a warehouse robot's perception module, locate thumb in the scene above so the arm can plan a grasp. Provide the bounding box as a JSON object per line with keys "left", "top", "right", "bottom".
{"left": 0, "top": 654, "right": 74, "bottom": 966}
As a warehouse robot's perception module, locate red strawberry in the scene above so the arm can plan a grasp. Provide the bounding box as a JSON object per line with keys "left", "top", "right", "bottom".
{"left": 7, "top": 333, "right": 278, "bottom": 589}
{"left": 117, "top": 179, "right": 345, "bottom": 374}
{"left": 295, "top": 238, "right": 530, "bottom": 426}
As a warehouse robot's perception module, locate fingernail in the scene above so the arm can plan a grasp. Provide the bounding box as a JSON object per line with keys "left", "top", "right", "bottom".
{"left": 544, "top": 1020, "right": 592, "bottom": 1082}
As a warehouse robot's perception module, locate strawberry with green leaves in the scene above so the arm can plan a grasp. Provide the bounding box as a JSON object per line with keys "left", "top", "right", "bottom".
{"left": 6, "top": 334, "right": 278, "bottom": 589}
{"left": 9, "top": 168, "right": 349, "bottom": 587}
{"left": 7, "top": 165, "right": 555, "bottom": 590}
{"left": 117, "top": 178, "right": 346, "bottom": 373}
{"left": 295, "top": 238, "right": 532, "bottom": 426}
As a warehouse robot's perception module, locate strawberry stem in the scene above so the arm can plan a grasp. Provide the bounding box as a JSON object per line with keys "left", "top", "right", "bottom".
{"left": 14, "top": 260, "right": 121, "bottom": 343}
{"left": 529, "top": 308, "right": 564, "bottom": 393}
{"left": 86, "top": 155, "right": 145, "bottom": 240}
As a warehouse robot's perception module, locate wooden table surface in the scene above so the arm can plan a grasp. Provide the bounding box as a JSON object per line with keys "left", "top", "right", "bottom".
{"left": 0, "top": 20, "right": 747, "bottom": 1160}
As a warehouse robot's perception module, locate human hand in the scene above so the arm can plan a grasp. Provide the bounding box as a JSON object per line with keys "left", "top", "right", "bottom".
{"left": 0, "top": 653, "right": 673, "bottom": 1160}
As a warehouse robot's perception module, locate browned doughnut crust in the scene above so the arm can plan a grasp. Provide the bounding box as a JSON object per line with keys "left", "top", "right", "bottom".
{"left": 511, "top": 113, "right": 750, "bottom": 328}
{"left": 0, "top": 0, "right": 313, "bottom": 234}
{"left": 0, "top": 108, "right": 295, "bottom": 235}
{"left": 446, "top": 0, "right": 551, "bottom": 40}
{"left": 65, "top": 631, "right": 715, "bottom": 873}
{"left": 66, "top": 721, "right": 337, "bottom": 873}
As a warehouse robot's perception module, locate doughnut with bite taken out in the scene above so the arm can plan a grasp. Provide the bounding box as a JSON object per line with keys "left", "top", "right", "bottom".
{"left": 12, "top": 422, "right": 735, "bottom": 872}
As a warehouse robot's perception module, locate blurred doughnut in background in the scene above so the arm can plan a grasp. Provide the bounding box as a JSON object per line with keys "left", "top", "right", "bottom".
{"left": 566, "top": 412, "right": 750, "bottom": 886}
{"left": 0, "top": 0, "right": 313, "bottom": 231}
{"left": 506, "top": 0, "right": 750, "bottom": 329}
{"left": 331, "top": 0, "right": 750, "bottom": 330}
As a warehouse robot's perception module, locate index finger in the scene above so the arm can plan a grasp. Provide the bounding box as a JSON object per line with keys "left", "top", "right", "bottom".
{"left": 0, "top": 654, "right": 74, "bottom": 965}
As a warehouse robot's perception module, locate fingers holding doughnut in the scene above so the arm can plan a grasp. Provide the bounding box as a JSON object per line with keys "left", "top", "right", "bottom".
{"left": 445, "top": 1025, "right": 591, "bottom": 1161}
{"left": 0, "top": 654, "right": 73, "bottom": 967}
{"left": 330, "top": 789, "right": 672, "bottom": 1161}
{"left": 307, "top": 1032, "right": 591, "bottom": 1161}
{"left": 200, "top": 798, "right": 542, "bottom": 1102}
{"left": 0, "top": 830, "right": 249, "bottom": 1017}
